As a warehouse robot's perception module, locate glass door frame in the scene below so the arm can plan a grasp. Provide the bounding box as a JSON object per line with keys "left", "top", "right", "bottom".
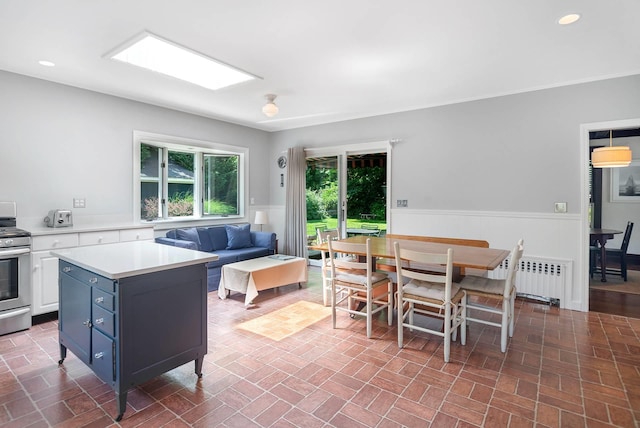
{"left": 305, "top": 140, "right": 392, "bottom": 265}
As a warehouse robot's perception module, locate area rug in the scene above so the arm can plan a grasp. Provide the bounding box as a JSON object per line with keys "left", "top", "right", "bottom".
{"left": 590, "top": 269, "right": 640, "bottom": 295}
{"left": 236, "top": 300, "right": 331, "bottom": 341}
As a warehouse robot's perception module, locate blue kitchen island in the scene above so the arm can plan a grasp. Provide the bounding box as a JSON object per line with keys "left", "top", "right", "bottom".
{"left": 53, "top": 241, "right": 218, "bottom": 421}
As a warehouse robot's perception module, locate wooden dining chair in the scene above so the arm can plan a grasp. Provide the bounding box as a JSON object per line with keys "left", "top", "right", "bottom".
{"left": 457, "top": 239, "right": 524, "bottom": 352}
{"left": 317, "top": 228, "right": 349, "bottom": 306}
{"left": 328, "top": 238, "right": 393, "bottom": 338}
{"left": 394, "top": 243, "right": 466, "bottom": 363}
{"left": 597, "top": 221, "right": 634, "bottom": 281}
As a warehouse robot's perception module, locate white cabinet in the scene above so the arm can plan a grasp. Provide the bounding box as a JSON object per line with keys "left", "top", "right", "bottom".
{"left": 31, "top": 226, "right": 154, "bottom": 315}
{"left": 31, "top": 251, "right": 61, "bottom": 315}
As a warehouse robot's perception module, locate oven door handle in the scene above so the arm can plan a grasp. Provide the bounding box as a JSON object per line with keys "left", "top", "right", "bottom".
{"left": 0, "top": 248, "right": 30, "bottom": 259}
{"left": 0, "top": 307, "right": 30, "bottom": 320}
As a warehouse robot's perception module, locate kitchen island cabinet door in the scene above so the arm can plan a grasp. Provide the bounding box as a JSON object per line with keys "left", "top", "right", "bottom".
{"left": 58, "top": 272, "right": 92, "bottom": 365}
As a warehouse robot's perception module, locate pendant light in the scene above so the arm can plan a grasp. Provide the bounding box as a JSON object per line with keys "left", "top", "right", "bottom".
{"left": 592, "top": 130, "right": 632, "bottom": 168}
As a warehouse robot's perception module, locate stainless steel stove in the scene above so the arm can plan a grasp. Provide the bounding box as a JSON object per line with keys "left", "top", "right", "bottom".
{"left": 0, "top": 202, "right": 31, "bottom": 335}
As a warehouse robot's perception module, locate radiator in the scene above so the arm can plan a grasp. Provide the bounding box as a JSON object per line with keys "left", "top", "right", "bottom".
{"left": 487, "top": 256, "right": 572, "bottom": 305}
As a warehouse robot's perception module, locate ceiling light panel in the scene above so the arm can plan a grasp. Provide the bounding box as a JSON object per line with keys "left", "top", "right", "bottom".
{"left": 109, "top": 33, "right": 256, "bottom": 90}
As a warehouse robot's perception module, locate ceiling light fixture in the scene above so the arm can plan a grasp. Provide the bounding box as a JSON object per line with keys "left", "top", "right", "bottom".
{"left": 109, "top": 32, "right": 256, "bottom": 90}
{"left": 592, "top": 130, "right": 632, "bottom": 168}
{"left": 262, "top": 94, "right": 279, "bottom": 117}
{"left": 558, "top": 14, "right": 580, "bottom": 25}
{"left": 38, "top": 60, "right": 55, "bottom": 67}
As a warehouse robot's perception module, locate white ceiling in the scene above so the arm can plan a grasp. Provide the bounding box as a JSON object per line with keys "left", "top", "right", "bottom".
{"left": 1, "top": 1, "right": 639, "bottom": 132}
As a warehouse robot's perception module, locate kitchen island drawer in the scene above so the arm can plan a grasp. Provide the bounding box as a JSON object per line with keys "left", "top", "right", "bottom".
{"left": 93, "top": 288, "right": 115, "bottom": 311}
{"left": 92, "top": 305, "right": 116, "bottom": 337}
{"left": 60, "top": 260, "right": 115, "bottom": 292}
{"left": 92, "top": 329, "right": 115, "bottom": 384}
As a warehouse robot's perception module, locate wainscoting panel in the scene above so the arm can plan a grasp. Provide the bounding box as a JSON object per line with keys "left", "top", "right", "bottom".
{"left": 389, "top": 209, "right": 586, "bottom": 311}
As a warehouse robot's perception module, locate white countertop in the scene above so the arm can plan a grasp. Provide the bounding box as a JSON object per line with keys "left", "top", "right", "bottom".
{"left": 28, "top": 223, "right": 153, "bottom": 236}
{"left": 52, "top": 241, "right": 218, "bottom": 280}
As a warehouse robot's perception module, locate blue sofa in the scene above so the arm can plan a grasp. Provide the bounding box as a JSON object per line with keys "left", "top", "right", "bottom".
{"left": 155, "top": 224, "right": 276, "bottom": 292}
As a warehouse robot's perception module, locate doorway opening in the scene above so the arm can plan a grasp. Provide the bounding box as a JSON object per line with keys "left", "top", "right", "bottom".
{"left": 584, "top": 121, "right": 640, "bottom": 317}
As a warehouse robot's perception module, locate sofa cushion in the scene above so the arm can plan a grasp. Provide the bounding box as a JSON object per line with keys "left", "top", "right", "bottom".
{"left": 207, "top": 227, "right": 229, "bottom": 251}
{"left": 206, "top": 250, "right": 239, "bottom": 268}
{"left": 196, "top": 228, "right": 214, "bottom": 252}
{"left": 176, "top": 228, "right": 200, "bottom": 249}
{"left": 235, "top": 247, "right": 270, "bottom": 261}
{"left": 226, "top": 224, "right": 253, "bottom": 250}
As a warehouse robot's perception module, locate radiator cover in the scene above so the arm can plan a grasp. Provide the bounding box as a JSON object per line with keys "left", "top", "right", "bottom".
{"left": 487, "top": 256, "right": 572, "bottom": 305}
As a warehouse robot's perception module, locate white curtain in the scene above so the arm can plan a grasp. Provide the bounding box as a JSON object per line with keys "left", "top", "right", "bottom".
{"left": 283, "top": 146, "right": 307, "bottom": 257}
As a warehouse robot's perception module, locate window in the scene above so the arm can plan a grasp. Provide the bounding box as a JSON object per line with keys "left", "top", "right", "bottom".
{"left": 134, "top": 131, "right": 246, "bottom": 222}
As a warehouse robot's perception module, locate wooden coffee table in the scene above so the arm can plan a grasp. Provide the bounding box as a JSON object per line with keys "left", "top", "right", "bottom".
{"left": 218, "top": 255, "right": 307, "bottom": 306}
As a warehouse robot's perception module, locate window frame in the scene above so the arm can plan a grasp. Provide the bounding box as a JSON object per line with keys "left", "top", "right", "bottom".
{"left": 133, "top": 130, "right": 248, "bottom": 224}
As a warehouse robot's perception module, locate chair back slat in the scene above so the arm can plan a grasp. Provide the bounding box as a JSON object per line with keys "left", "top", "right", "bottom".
{"left": 328, "top": 238, "right": 370, "bottom": 276}
{"left": 621, "top": 221, "right": 634, "bottom": 252}
{"left": 394, "top": 242, "right": 454, "bottom": 301}
{"left": 504, "top": 239, "right": 525, "bottom": 297}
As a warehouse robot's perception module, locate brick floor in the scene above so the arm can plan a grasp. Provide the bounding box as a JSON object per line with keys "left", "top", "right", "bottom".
{"left": 0, "top": 267, "right": 639, "bottom": 427}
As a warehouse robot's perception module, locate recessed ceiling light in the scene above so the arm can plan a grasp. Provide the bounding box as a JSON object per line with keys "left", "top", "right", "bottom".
{"left": 108, "top": 32, "right": 257, "bottom": 90}
{"left": 558, "top": 14, "right": 580, "bottom": 25}
{"left": 38, "top": 60, "right": 55, "bottom": 67}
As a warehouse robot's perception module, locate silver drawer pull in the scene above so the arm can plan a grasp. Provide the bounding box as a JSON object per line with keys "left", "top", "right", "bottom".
{"left": 82, "top": 319, "right": 92, "bottom": 328}
{"left": 63, "top": 267, "right": 71, "bottom": 273}
{"left": 94, "top": 317, "right": 104, "bottom": 325}
{"left": 94, "top": 352, "right": 104, "bottom": 359}
{"left": 89, "top": 277, "right": 98, "bottom": 284}
{"left": 95, "top": 297, "right": 104, "bottom": 304}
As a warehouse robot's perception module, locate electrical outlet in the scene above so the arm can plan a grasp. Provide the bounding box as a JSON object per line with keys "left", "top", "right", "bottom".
{"left": 73, "top": 198, "right": 86, "bottom": 208}
{"left": 397, "top": 199, "right": 408, "bottom": 207}
{"left": 250, "top": 198, "right": 255, "bottom": 205}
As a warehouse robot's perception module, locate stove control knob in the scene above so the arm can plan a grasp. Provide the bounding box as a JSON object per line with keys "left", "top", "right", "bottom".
{"left": 5, "top": 239, "right": 12, "bottom": 246}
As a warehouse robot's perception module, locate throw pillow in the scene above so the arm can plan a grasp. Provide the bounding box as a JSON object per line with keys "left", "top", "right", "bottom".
{"left": 176, "top": 228, "right": 201, "bottom": 250}
{"left": 196, "top": 228, "right": 213, "bottom": 252}
{"left": 225, "top": 224, "right": 253, "bottom": 250}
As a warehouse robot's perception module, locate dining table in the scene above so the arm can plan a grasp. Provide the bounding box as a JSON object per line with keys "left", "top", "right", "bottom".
{"left": 590, "top": 228, "right": 623, "bottom": 282}
{"left": 322, "top": 235, "right": 510, "bottom": 279}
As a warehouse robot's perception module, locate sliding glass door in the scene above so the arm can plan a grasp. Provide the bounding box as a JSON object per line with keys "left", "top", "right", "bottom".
{"left": 306, "top": 145, "right": 389, "bottom": 264}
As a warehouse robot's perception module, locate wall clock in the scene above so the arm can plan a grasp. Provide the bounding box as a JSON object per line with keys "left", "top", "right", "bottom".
{"left": 277, "top": 155, "right": 287, "bottom": 169}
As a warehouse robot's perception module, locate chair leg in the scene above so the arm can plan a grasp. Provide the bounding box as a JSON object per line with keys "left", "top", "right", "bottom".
{"left": 398, "top": 297, "right": 404, "bottom": 348}
{"left": 387, "top": 281, "right": 393, "bottom": 326}
{"left": 622, "top": 255, "right": 628, "bottom": 281}
{"left": 509, "top": 292, "right": 515, "bottom": 338}
{"left": 366, "top": 291, "right": 373, "bottom": 339}
{"left": 443, "top": 302, "right": 451, "bottom": 363}
{"left": 331, "top": 282, "right": 337, "bottom": 329}
{"left": 460, "top": 293, "right": 467, "bottom": 346}
{"left": 500, "top": 297, "right": 509, "bottom": 353}
{"left": 323, "top": 278, "right": 329, "bottom": 306}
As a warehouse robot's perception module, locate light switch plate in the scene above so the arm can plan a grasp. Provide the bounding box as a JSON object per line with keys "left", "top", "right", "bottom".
{"left": 554, "top": 202, "right": 567, "bottom": 213}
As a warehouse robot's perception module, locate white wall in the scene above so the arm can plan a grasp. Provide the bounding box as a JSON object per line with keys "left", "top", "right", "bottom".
{"left": 0, "top": 71, "right": 270, "bottom": 229}
{"left": 267, "top": 74, "right": 640, "bottom": 311}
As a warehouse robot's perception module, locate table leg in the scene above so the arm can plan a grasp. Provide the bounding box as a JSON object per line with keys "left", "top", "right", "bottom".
{"left": 599, "top": 240, "right": 608, "bottom": 282}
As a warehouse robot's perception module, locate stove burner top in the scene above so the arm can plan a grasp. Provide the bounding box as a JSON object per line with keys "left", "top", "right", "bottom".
{"left": 0, "top": 227, "right": 31, "bottom": 238}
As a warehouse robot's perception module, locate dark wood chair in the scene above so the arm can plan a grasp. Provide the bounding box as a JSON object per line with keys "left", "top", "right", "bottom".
{"left": 594, "top": 221, "right": 634, "bottom": 281}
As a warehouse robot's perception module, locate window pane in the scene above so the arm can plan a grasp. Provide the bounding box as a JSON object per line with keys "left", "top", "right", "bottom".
{"left": 140, "top": 143, "right": 161, "bottom": 220}
{"left": 203, "top": 154, "right": 239, "bottom": 216}
{"left": 167, "top": 151, "right": 194, "bottom": 217}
